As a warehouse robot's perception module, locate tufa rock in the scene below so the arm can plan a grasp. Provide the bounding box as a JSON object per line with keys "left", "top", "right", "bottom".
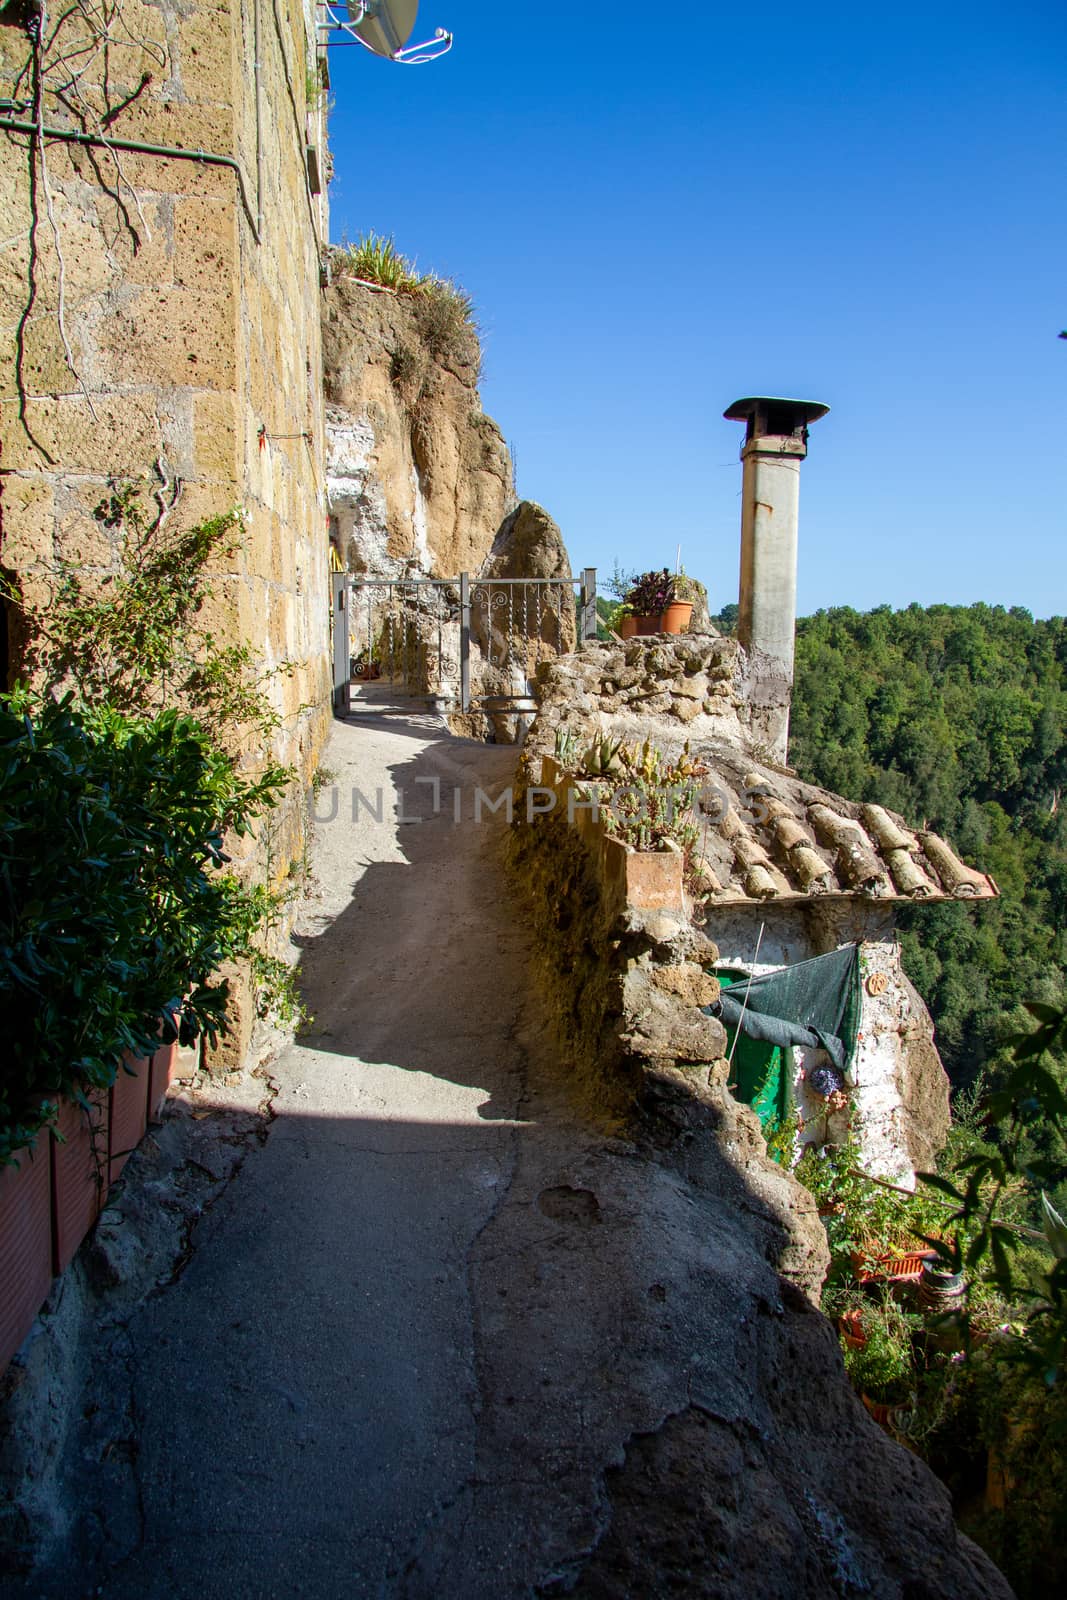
{"left": 651, "top": 963, "right": 721, "bottom": 1008}
{"left": 323, "top": 276, "right": 512, "bottom": 578}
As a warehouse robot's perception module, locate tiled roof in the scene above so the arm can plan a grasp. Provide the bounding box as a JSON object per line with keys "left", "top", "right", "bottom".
{"left": 689, "top": 743, "right": 998, "bottom": 906}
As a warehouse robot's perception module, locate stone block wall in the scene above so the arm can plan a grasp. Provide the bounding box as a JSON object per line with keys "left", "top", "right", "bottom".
{"left": 0, "top": 0, "right": 332, "bottom": 1065}
{"left": 506, "top": 767, "right": 831, "bottom": 1299}
{"left": 525, "top": 634, "right": 786, "bottom": 769}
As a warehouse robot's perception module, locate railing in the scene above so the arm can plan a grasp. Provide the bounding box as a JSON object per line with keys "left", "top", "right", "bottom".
{"left": 331, "top": 569, "right": 597, "bottom": 715}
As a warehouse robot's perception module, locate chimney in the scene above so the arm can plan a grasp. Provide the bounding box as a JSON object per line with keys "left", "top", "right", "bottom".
{"left": 724, "top": 395, "right": 829, "bottom": 762}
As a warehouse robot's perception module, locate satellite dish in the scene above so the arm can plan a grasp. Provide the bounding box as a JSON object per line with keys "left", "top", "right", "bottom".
{"left": 321, "top": 2, "right": 453, "bottom": 63}
{"left": 353, "top": 0, "right": 418, "bottom": 58}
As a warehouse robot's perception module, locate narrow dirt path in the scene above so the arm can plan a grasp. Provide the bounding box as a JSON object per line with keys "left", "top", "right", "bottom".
{"left": 72, "top": 713, "right": 545, "bottom": 1596}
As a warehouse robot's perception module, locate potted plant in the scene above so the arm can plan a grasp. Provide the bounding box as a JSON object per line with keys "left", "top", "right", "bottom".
{"left": 661, "top": 571, "right": 701, "bottom": 635}
{"left": 842, "top": 1295, "right": 919, "bottom": 1424}
{"left": 623, "top": 570, "right": 674, "bottom": 634}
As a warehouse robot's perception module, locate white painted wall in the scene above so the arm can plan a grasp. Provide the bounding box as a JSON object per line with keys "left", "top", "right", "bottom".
{"left": 710, "top": 909, "right": 934, "bottom": 1186}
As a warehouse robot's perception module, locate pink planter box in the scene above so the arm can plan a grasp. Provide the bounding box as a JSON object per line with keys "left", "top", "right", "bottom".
{"left": 50, "top": 1092, "right": 108, "bottom": 1274}
{"left": 108, "top": 1054, "right": 150, "bottom": 1185}
{"left": 0, "top": 1146, "right": 53, "bottom": 1371}
{"left": 2, "top": 1043, "right": 177, "bottom": 1373}
{"left": 147, "top": 1041, "right": 178, "bottom": 1122}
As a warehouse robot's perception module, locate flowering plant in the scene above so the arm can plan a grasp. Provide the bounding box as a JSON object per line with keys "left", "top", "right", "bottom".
{"left": 624, "top": 569, "right": 675, "bottom": 615}
{"left": 624, "top": 569, "right": 703, "bottom": 613}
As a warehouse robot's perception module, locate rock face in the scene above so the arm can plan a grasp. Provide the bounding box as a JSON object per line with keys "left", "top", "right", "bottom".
{"left": 470, "top": 502, "right": 578, "bottom": 739}
{"left": 322, "top": 274, "right": 513, "bottom": 578}
{"left": 897, "top": 970, "right": 953, "bottom": 1172}
{"left": 483, "top": 500, "right": 574, "bottom": 586}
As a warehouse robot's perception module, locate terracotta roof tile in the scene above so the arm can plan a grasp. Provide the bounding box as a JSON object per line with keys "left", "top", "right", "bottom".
{"left": 690, "top": 743, "right": 998, "bottom": 907}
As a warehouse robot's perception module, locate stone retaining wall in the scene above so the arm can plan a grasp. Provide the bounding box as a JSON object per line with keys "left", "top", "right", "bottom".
{"left": 507, "top": 765, "right": 831, "bottom": 1298}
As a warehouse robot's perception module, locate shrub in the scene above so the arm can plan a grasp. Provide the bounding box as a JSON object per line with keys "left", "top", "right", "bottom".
{"left": 0, "top": 695, "right": 285, "bottom": 1163}
{"left": 0, "top": 483, "right": 306, "bottom": 1159}
{"left": 9, "top": 486, "right": 282, "bottom": 754}
{"left": 412, "top": 277, "right": 479, "bottom": 369}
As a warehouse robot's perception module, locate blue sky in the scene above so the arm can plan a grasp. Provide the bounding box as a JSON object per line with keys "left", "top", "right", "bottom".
{"left": 325, "top": 2, "right": 1067, "bottom": 618}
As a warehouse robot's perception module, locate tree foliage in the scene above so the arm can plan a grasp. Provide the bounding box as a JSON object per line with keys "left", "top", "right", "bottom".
{"left": 791, "top": 603, "right": 1067, "bottom": 1084}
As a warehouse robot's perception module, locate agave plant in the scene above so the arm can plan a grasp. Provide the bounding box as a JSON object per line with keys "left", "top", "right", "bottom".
{"left": 553, "top": 726, "right": 581, "bottom": 769}
{"left": 339, "top": 233, "right": 423, "bottom": 293}
{"left": 580, "top": 735, "right": 627, "bottom": 779}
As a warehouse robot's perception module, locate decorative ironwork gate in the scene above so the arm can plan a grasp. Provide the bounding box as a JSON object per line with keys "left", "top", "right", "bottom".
{"left": 331, "top": 569, "right": 597, "bottom": 715}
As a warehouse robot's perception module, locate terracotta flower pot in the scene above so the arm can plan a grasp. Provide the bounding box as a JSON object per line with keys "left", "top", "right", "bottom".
{"left": 0, "top": 1145, "right": 53, "bottom": 1371}
{"left": 618, "top": 615, "right": 638, "bottom": 639}
{"left": 838, "top": 1308, "right": 867, "bottom": 1349}
{"left": 51, "top": 1092, "right": 108, "bottom": 1274}
{"left": 659, "top": 601, "right": 693, "bottom": 635}
{"left": 108, "top": 1054, "right": 150, "bottom": 1185}
{"left": 633, "top": 614, "right": 660, "bottom": 636}
{"left": 851, "top": 1247, "right": 932, "bottom": 1285}
{"left": 862, "top": 1394, "right": 892, "bottom": 1427}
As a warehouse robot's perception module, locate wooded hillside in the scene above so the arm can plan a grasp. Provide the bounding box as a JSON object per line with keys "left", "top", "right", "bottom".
{"left": 789, "top": 604, "right": 1067, "bottom": 1086}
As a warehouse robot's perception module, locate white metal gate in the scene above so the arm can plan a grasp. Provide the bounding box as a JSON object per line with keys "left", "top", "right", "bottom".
{"left": 331, "top": 570, "right": 597, "bottom": 715}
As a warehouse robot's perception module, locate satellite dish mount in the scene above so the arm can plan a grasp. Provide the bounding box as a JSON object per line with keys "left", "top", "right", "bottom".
{"left": 320, "top": 2, "right": 453, "bottom": 64}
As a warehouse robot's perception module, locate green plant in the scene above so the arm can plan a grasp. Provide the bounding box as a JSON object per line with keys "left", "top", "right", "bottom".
{"left": 842, "top": 1293, "right": 920, "bottom": 1405}
{"left": 4, "top": 482, "right": 284, "bottom": 753}
{"left": 336, "top": 232, "right": 423, "bottom": 293}
{"left": 305, "top": 57, "right": 328, "bottom": 111}
{"left": 796, "top": 1133, "right": 947, "bottom": 1284}
{"left": 311, "top": 765, "right": 336, "bottom": 797}
{"left": 603, "top": 739, "right": 703, "bottom": 855}
{"left": 553, "top": 727, "right": 581, "bottom": 769}
{"left": 578, "top": 735, "right": 627, "bottom": 780}
{"left": 918, "top": 1001, "right": 1067, "bottom": 1380}
{"left": 0, "top": 695, "right": 285, "bottom": 1163}
{"left": 764, "top": 1108, "right": 803, "bottom": 1166}
{"left": 0, "top": 486, "right": 311, "bottom": 1160}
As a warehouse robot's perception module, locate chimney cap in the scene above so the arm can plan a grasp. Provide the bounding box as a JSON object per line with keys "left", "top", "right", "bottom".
{"left": 724, "top": 396, "right": 830, "bottom": 425}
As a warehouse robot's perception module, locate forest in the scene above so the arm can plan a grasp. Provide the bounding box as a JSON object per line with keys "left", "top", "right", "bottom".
{"left": 785, "top": 602, "right": 1067, "bottom": 1090}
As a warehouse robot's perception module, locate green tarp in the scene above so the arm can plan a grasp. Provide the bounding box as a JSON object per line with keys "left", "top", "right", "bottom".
{"left": 707, "top": 945, "right": 861, "bottom": 1073}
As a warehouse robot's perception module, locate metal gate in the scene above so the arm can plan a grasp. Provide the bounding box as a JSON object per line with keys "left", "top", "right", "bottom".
{"left": 331, "top": 569, "right": 597, "bottom": 715}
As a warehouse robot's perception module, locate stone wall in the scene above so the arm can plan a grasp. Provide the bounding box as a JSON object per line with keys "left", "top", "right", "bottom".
{"left": 0, "top": 0, "right": 332, "bottom": 1065}
{"left": 507, "top": 764, "right": 831, "bottom": 1299}
{"left": 525, "top": 633, "right": 785, "bottom": 767}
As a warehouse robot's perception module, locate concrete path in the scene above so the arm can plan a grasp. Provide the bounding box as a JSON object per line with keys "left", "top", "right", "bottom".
{"left": 84, "top": 712, "right": 543, "bottom": 1596}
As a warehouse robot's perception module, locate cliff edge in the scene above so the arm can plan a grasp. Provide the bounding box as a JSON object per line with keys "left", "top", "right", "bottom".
{"left": 322, "top": 270, "right": 513, "bottom": 578}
